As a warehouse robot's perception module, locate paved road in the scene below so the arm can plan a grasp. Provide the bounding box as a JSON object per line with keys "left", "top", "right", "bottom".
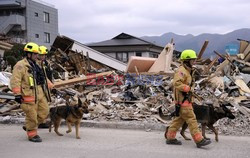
{"left": 0, "top": 124, "right": 249, "bottom": 158}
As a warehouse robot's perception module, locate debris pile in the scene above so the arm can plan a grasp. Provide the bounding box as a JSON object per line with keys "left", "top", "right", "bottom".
{"left": 216, "top": 113, "right": 250, "bottom": 136}
{"left": 0, "top": 37, "right": 250, "bottom": 136}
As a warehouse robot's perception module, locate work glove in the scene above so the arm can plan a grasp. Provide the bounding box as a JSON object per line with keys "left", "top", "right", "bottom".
{"left": 15, "top": 95, "right": 23, "bottom": 104}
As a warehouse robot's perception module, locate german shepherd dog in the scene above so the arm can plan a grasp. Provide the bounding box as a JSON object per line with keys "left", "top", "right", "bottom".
{"left": 49, "top": 98, "right": 89, "bottom": 139}
{"left": 160, "top": 103, "right": 235, "bottom": 142}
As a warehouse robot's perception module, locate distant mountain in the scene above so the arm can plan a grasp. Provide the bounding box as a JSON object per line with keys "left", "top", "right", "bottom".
{"left": 141, "top": 28, "right": 250, "bottom": 58}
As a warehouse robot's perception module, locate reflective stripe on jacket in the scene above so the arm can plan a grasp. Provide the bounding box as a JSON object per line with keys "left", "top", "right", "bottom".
{"left": 10, "top": 58, "right": 36, "bottom": 103}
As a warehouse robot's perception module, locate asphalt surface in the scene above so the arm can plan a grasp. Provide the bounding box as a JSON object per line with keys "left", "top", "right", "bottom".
{"left": 0, "top": 124, "right": 250, "bottom": 158}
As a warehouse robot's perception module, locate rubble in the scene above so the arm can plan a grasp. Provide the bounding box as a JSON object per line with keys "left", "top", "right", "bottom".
{"left": 0, "top": 36, "right": 250, "bottom": 136}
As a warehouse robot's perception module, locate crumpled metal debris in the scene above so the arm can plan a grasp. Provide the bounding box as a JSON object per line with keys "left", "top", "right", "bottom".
{"left": 1, "top": 39, "right": 250, "bottom": 137}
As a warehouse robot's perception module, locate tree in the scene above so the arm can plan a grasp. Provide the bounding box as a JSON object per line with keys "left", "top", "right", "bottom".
{"left": 3, "top": 43, "right": 25, "bottom": 69}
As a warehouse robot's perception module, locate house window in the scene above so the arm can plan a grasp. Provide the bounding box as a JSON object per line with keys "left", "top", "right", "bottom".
{"left": 136, "top": 52, "right": 142, "bottom": 56}
{"left": 35, "top": 34, "right": 39, "bottom": 38}
{"left": 116, "top": 52, "right": 128, "bottom": 62}
{"left": 44, "top": 32, "right": 50, "bottom": 43}
{"left": 35, "top": 12, "right": 38, "bottom": 17}
{"left": 149, "top": 53, "right": 158, "bottom": 58}
{"left": 43, "top": 12, "right": 50, "bottom": 23}
{"left": 152, "top": 53, "right": 158, "bottom": 58}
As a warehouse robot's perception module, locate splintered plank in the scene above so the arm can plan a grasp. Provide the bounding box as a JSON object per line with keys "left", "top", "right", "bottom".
{"left": 243, "top": 44, "right": 250, "bottom": 62}
{"left": 53, "top": 71, "right": 113, "bottom": 88}
{"left": 197, "top": 40, "right": 209, "bottom": 60}
{"left": 238, "top": 39, "right": 249, "bottom": 54}
{"left": 230, "top": 101, "right": 250, "bottom": 117}
{"left": 0, "top": 103, "right": 19, "bottom": 114}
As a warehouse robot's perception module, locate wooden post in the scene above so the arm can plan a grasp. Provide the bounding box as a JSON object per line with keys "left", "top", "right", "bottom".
{"left": 197, "top": 40, "right": 209, "bottom": 60}
{"left": 237, "top": 39, "right": 250, "bottom": 54}
{"left": 134, "top": 66, "right": 139, "bottom": 75}
{"left": 81, "top": 51, "right": 87, "bottom": 75}
{"left": 86, "top": 51, "right": 91, "bottom": 71}
{"left": 204, "top": 55, "right": 219, "bottom": 74}
{"left": 53, "top": 71, "right": 113, "bottom": 88}
{"left": 170, "top": 38, "right": 174, "bottom": 44}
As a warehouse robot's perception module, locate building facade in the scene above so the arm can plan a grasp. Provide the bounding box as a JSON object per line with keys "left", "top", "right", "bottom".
{"left": 0, "top": 0, "right": 58, "bottom": 48}
{"left": 87, "top": 33, "right": 164, "bottom": 63}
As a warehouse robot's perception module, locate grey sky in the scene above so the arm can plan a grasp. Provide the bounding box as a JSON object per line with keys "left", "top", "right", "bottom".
{"left": 46, "top": 0, "right": 250, "bottom": 43}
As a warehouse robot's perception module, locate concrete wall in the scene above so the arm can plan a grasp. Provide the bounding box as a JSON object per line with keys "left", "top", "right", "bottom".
{"left": 0, "top": 0, "right": 58, "bottom": 48}
{"left": 26, "top": 0, "right": 58, "bottom": 48}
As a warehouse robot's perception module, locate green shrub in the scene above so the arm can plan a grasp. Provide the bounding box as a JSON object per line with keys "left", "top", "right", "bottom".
{"left": 4, "top": 44, "right": 25, "bottom": 68}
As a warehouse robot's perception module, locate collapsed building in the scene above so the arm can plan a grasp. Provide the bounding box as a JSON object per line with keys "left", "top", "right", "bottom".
{"left": 0, "top": 36, "right": 250, "bottom": 136}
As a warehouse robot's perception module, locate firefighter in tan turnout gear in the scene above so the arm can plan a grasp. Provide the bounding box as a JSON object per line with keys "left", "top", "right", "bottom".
{"left": 165, "top": 49, "right": 211, "bottom": 148}
{"left": 10, "top": 42, "right": 51, "bottom": 142}
{"left": 36, "top": 45, "right": 53, "bottom": 128}
{"left": 38, "top": 46, "right": 53, "bottom": 82}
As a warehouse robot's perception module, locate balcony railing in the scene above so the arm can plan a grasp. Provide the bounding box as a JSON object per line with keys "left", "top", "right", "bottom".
{"left": 0, "top": 14, "right": 25, "bottom": 34}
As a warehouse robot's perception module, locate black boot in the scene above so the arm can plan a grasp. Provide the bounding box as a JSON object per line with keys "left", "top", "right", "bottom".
{"left": 38, "top": 123, "right": 49, "bottom": 129}
{"left": 166, "top": 139, "right": 182, "bottom": 145}
{"left": 196, "top": 139, "right": 211, "bottom": 148}
{"left": 29, "top": 135, "right": 42, "bottom": 143}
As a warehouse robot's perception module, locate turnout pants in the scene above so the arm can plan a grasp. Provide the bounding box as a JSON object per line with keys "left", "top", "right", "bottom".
{"left": 21, "top": 86, "right": 49, "bottom": 138}
{"left": 166, "top": 106, "right": 203, "bottom": 143}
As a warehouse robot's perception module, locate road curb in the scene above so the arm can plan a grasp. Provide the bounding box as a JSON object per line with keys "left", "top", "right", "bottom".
{"left": 81, "top": 120, "right": 167, "bottom": 131}
{"left": 0, "top": 117, "right": 167, "bottom": 131}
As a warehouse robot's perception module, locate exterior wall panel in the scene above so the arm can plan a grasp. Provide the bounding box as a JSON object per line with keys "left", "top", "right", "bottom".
{"left": 0, "top": 0, "right": 58, "bottom": 48}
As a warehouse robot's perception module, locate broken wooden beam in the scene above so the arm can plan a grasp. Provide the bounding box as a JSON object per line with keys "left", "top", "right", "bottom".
{"left": 86, "top": 51, "right": 91, "bottom": 72}
{"left": 0, "top": 103, "right": 19, "bottom": 114}
{"left": 53, "top": 71, "right": 113, "bottom": 88}
{"left": 134, "top": 66, "right": 139, "bottom": 75}
{"left": 197, "top": 40, "right": 209, "bottom": 60}
{"left": 111, "top": 97, "right": 155, "bottom": 105}
{"left": 232, "top": 57, "right": 250, "bottom": 67}
{"left": 242, "top": 43, "right": 250, "bottom": 59}
{"left": 214, "top": 51, "right": 236, "bottom": 69}
{"left": 230, "top": 101, "right": 250, "bottom": 117}
{"left": 204, "top": 55, "right": 219, "bottom": 74}
{"left": 0, "top": 45, "right": 12, "bottom": 50}
{"left": 0, "top": 41, "right": 13, "bottom": 50}
{"left": 237, "top": 39, "right": 250, "bottom": 54}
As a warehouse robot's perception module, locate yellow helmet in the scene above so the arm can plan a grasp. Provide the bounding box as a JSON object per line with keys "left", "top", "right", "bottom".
{"left": 180, "top": 49, "right": 197, "bottom": 60}
{"left": 39, "top": 46, "right": 48, "bottom": 55}
{"left": 24, "top": 42, "right": 39, "bottom": 53}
